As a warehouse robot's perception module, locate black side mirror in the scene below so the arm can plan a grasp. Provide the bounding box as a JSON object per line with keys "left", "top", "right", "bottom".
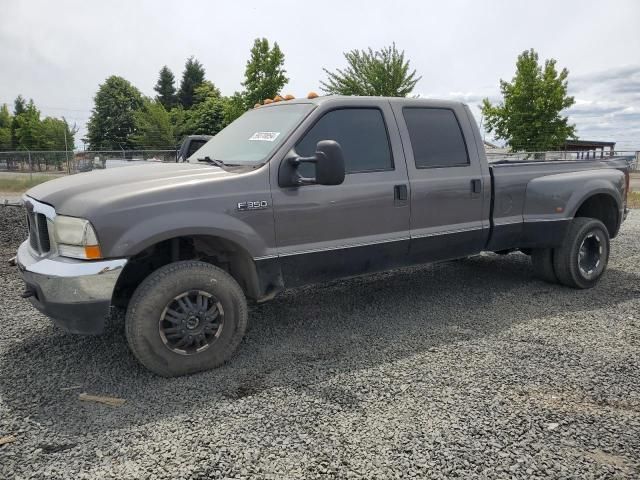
{"left": 279, "top": 140, "right": 346, "bottom": 187}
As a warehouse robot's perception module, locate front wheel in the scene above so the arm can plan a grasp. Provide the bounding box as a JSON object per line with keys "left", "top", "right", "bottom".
{"left": 125, "top": 261, "right": 248, "bottom": 376}
{"left": 552, "top": 218, "right": 610, "bottom": 289}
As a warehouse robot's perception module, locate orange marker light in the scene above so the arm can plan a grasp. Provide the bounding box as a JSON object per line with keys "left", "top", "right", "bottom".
{"left": 284, "top": 94, "right": 295, "bottom": 100}
{"left": 254, "top": 103, "right": 261, "bottom": 108}
{"left": 84, "top": 245, "right": 102, "bottom": 259}
{"left": 263, "top": 98, "right": 273, "bottom": 104}
{"left": 307, "top": 91, "right": 319, "bottom": 99}
{"left": 273, "top": 95, "right": 283, "bottom": 102}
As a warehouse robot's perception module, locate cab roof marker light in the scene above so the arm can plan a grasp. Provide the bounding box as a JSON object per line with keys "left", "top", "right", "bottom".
{"left": 307, "top": 92, "right": 319, "bottom": 99}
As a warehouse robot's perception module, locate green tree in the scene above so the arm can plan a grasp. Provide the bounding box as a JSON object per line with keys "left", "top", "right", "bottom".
{"left": 0, "top": 104, "right": 11, "bottom": 149}
{"left": 154, "top": 66, "right": 177, "bottom": 110}
{"left": 321, "top": 43, "right": 420, "bottom": 97}
{"left": 223, "top": 92, "right": 247, "bottom": 125}
{"left": 38, "top": 117, "right": 76, "bottom": 150}
{"left": 11, "top": 95, "right": 27, "bottom": 148}
{"left": 132, "top": 99, "right": 176, "bottom": 148}
{"left": 183, "top": 97, "right": 226, "bottom": 136}
{"left": 481, "top": 49, "right": 576, "bottom": 152}
{"left": 13, "top": 95, "right": 26, "bottom": 116}
{"left": 13, "top": 99, "right": 41, "bottom": 150}
{"left": 193, "top": 81, "right": 221, "bottom": 104}
{"left": 86, "top": 76, "right": 144, "bottom": 150}
{"left": 243, "top": 38, "right": 288, "bottom": 107}
{"left": 178, "top": 57, "right": 206, "bottom": 109}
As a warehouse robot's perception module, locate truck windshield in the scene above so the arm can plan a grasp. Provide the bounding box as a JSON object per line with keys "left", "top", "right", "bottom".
{"left": 188, "top": 103, "right": 314, "bottom": 165}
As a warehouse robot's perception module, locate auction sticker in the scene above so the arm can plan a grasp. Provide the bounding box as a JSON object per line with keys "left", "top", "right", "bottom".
{"left": 249, "top": 131, "right": 280, "bottom": 142}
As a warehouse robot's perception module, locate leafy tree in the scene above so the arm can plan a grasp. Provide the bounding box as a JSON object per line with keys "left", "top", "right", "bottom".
{"left": 13, "top": 99, "right": 41, "bottom": 150}
{"left": 481, "top": 49, "right": 576, "bottom": 151}
{"left": 193, "top": 81, "right": 221, "bottom": 104}
{"left": 321, "top": 43, "right": 420, "bottom": 97}
{"left": 178, "top": 57, "right": 206, "bottom": 109}
{"left": 154, "top": 66, "right": 177, "bottom": 110}
{"left": 223, "top": 92, "right": 247, "bottom": 126}
{"left": 86, "top": 76, "right": 144, "bottom": 150}
{"left": 38, "top": 117, "right": 76, "bottom": 150}
{"left": 0, "top": 104, "right": 11, "bottom": 149}
{"left": 243, "top": 38, "right": 288, "bottom": 107}
{"left": 183, "top": 97, "right": 226, "bottom": 136}
{"left": 132, "top": 99, "right": 176, "bottom": 148}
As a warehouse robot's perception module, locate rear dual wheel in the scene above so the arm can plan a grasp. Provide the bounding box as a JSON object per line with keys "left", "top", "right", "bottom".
{"left": 531, "top": 217, "right": 610, "bottom": 289}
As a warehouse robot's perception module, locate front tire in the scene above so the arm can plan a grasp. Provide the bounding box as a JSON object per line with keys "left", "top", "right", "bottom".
{"left": 125, "top": 261, "right": 248, "bottom": 376}
{"left": 552, "top": 217, "right": 610, "bottom": 289}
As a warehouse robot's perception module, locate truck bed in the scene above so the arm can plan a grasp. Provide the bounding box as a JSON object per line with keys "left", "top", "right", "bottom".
{"left": 486, "top": 156, "right": 633, "bottom": 252}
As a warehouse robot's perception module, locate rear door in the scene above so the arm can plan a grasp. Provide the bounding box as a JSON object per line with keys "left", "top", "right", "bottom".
{"left": 390, "top": 101, "right": 489, "bottom": 262}
{"left": 270, "top": 100, "right": 411, "bottom": 286}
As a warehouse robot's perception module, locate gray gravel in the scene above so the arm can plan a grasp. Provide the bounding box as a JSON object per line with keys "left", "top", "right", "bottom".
{"left": 1, "top": 206, "right": 639, "bottom": 479}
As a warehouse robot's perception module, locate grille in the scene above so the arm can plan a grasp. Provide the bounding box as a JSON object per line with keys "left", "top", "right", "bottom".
{"left": 25, "top": 209, "right": 51, "bottom": 254}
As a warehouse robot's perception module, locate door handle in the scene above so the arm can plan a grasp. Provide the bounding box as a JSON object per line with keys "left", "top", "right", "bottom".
{"left": 471, "top": 179, "right": 482, "bottom": 193}
{"left": 394, "top": 184, "right": 408, "bottom": 201}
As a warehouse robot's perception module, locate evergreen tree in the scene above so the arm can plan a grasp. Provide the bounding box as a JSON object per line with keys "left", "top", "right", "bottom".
{"left": 321, "top": 43, "right": 420, "bottom": 97}
{"left": 178, "top": 57, "right": 206, "bottom": 109}
{"left": 13, "top": 95, "right": 26, "bottom": 116}
{"left": 481, "top": 49, "right": 576, "bottom": 151}
{"left": 13, "top": 99, "right": 41, "bottom": 150}
{"left": 86, "top": 76, "right": 144, "bottom": 150}
{"left": 243, "top": 38, "right": 288, "bottom": 107}
{"left": 154, "top": 66, "right": 177, "bottom": 110}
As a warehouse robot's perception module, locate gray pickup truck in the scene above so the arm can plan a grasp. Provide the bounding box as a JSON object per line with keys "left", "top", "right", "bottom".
{"left": 15, "top": 95, "right": 632, "bottom": 376}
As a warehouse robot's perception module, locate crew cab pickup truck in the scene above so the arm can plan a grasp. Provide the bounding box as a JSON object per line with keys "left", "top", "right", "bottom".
{"left": 15, "top": 95, "right": 632, "bottom": 376}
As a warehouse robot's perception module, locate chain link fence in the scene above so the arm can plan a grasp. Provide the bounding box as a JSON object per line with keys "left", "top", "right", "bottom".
{"left": 0, "top": 149, "right": 178, "bottom": 174}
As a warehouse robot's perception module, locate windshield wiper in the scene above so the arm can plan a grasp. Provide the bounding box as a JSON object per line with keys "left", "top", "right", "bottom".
{"left": 198, "top": 156, "right": 226, "bottom": 168}
{"left": 197, "top": 156, "right": 246, "bottom": 168}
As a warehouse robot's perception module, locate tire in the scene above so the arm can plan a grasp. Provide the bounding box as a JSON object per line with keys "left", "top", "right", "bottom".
{"left": 552, "top": 217, "right": 610, "bottom": 289}
{"left": 125, "top": 261, "right": 248, "bottom": 376}
{"left": 531, "top": 248, "right": 558, "bottom": 284}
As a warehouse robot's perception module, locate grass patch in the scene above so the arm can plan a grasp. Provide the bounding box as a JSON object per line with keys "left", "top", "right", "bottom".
{"left": 628, "top": 191, "right": 640, "bottom": 209}
{"left": 0, "top": 175, "right": 57, "bottom": 192}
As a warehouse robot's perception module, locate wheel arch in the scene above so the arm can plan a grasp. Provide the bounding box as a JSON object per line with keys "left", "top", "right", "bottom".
{"left": 572, "top": 192, "right": 621, "bottom": 238}
{"left": 113, "top": 233, "right": 282, "bottom": 308}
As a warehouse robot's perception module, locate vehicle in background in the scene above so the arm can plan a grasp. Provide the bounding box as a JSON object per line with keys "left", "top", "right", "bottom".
{"left": 176, "top": 135, "right": 212, "bottom": 162}
{"left": 14, "top": 95, "right": 633, "bottom": 376}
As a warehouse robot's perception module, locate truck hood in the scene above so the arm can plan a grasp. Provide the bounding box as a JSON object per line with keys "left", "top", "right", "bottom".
{"left": 26, "top": 163, "right": 234, "bottom": 217}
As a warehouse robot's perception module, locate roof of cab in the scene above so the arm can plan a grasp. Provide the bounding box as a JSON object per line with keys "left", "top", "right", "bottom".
{"left": 255, "top": 94, "right": 467, "bottom": 109}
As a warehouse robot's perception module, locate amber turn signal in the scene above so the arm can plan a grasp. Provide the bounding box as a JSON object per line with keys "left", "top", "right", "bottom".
{"left": 84, "top": 245, "right": 102, "bottom": 259}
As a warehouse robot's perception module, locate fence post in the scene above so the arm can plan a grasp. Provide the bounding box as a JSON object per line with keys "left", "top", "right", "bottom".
{"left": 28, "top": 150, "right": 32, "bottom": 182}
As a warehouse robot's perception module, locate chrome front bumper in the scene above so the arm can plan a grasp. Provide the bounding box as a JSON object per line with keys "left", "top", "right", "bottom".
{"left": 16, "top": 240, "right": 127, "bottom": 334}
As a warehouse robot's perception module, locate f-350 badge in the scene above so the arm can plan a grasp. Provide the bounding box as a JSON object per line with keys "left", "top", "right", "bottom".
{"left": 237, "top": 200, "right": 269, "bottom": 211}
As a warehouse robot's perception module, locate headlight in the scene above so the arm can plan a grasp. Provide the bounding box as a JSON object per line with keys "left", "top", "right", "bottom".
{"left": 53, "top": 215, "right": 102, "bottom": 259}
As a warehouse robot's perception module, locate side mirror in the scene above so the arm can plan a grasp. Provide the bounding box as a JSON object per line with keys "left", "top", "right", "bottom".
{"left": 279, "top": 140, "right": 346, "bottom": 187}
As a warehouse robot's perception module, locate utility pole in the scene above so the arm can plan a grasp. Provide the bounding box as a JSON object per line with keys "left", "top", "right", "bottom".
{"left": 63, "top": 118, "right": 71, "bottom": 174}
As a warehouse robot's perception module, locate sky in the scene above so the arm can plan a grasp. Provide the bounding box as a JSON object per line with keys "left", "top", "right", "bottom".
{"left": 1, "top": 0, "right": 639, "bottom": 150}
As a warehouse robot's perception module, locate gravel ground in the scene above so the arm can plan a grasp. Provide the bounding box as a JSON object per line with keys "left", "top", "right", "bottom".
{"left": 1, "top": 206, "right": 639, "bottom": 479}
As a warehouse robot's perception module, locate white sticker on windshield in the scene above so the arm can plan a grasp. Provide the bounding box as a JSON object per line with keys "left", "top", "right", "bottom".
{"left": 249, "top": 131, "right": 280, "bottom": 142}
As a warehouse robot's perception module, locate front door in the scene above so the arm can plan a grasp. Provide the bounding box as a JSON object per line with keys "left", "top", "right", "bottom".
{"left": 271, "top": 101, "right": 410, "bottom": 286}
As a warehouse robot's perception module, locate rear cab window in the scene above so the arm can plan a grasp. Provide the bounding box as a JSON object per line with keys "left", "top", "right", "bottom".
{"left": 402, "top": 108, "right": 469, "bottom": 168}
{"left": 296, "top": 108, "right": 394, "bottom": 174}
